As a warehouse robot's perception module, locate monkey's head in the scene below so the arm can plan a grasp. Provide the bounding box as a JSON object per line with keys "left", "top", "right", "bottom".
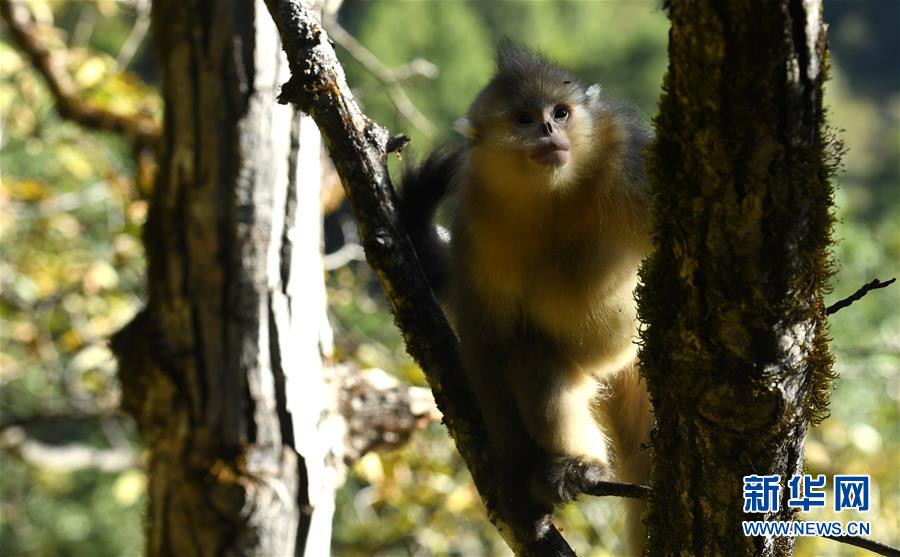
{"left": 460, "top": 41, "right": 599, "bottom": 194}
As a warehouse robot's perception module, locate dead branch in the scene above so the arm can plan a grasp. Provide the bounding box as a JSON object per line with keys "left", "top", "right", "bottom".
{"left": 323, "top": 15, "right": 438, "bottom": 137}
{"left": 824, "top": 535, "right": 900, "bottom": 557}
{"left": 827, "top": 277, "right": 896, "bottom": 315}
{"left": 1, "top": 426, "right": 138, "bottom": 473}
{"left": 583, "top": 479, "right": 650, "bottom": 499}
{"left": 0, "top": 0, "right": 160, "bottom": 147}
{"left": 116, "top": 0, "right": 151, "bottom": 69}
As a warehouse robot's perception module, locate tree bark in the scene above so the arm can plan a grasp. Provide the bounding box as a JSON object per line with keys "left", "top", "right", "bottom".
{"left": 638, "top": 0, "right": 836, "bottom": 555}
{"left": 111, "top": 0, "right": 338, "bottom": 555}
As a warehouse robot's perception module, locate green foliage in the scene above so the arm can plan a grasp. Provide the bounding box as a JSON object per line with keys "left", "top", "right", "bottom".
{"left": 1, "top": 458, "right": 145, "bottom": 556}
{"left": 1, "top": 2, "right": 153, "bottom": 555}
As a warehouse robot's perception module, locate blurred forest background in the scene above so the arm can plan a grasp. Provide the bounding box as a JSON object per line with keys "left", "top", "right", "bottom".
{"left": 0, "top": 1, "right": 896, "bottom": 556}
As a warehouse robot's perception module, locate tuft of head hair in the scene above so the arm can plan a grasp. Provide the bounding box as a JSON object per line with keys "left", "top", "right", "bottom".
{"left": 491, "top": 39, "right": 585, "bottom": 107}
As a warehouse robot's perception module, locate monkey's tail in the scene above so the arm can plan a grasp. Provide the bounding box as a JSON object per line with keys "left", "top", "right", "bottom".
{"left": 397, "top": 147, "right": 462, "bottom": 296}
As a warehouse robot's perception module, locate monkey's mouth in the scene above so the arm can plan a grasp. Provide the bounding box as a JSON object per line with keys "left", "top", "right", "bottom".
{"left": 530, "top": 141, "right": 570, "bottom": 167}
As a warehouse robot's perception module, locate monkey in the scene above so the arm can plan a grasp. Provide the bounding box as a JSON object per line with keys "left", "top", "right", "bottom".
{"left": 399, "top": 41, "right": 653, "bottom": 553}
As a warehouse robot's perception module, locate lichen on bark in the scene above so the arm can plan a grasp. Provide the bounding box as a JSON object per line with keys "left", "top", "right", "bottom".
{"left": 637, "top": 0, "right": 839, "bottom": 555}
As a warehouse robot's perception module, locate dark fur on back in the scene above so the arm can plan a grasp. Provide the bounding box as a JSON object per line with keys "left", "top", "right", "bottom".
{"left": 397, "top": 147, "right": 463, "bottom": 295}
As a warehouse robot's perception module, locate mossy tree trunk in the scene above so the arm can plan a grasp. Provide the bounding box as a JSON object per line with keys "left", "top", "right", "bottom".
{"left": 638, "top": 0, "right": 836, "bottom": 555}
{"left": 111, "top": 0, "right": 337, "bottom": 555}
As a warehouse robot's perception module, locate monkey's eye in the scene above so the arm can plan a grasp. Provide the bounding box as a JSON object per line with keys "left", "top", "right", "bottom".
{"left": 553, "top": 106, "right": 569, "bottom": 120}
{"left": 515, "top": 113, "right": 534, "bottom": 126}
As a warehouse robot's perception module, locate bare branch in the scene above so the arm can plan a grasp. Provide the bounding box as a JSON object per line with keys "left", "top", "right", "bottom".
{"left": 70, "top": 3, "right": 98, "bottom": 49}
{"left": 1, "top": 426, "right": 138, "bottom": 473}
{"left": 323, "top": 15, "right": 437, "bottom": 137}
{"left": 583, "top": 479, "right": 651, "bottom": 500}
{"left": 116, "top": 0, "right": 151, "bottom": 69}
{"left": 323, "top": 215, "right": 366, "bottom": 270}
{"left": 323, "top": 242, "right": 365, "bottom": 271}
{"left": 827, "top": 277, "right": 896, "bottom": 315}
{"left": 825, "top": 535, "right": 900, "bottom": 557}
{"left": 0, "top": 0, "right": 160, "bottom": 146}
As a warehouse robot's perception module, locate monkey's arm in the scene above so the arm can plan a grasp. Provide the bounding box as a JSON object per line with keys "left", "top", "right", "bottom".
{"left": 504, "top": 335, "right": 613, "bottom": 505}
{"left": 397, "top": 148, "right": 463, "bottom": 295}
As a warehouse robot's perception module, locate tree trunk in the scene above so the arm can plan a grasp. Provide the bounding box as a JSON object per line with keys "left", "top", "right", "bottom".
{"left": 111, "top": 0, "right": 338, "bottom": 555}
{"left": 638, "top": 0, "right": 836, "bottom": 555}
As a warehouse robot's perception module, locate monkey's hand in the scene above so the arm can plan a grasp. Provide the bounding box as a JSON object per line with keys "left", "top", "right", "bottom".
{"left": 530, "top": 454, "right": 612, "bottom": 505}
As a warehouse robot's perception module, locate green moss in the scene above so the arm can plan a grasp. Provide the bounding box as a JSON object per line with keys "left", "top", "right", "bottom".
{"left": 636, "top": 1, "right": 841, "bottom": 553}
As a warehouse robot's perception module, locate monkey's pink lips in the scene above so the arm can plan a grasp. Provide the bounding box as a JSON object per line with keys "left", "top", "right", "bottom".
{"left": 530, "top": 142, "right": 571, "bottom": 166}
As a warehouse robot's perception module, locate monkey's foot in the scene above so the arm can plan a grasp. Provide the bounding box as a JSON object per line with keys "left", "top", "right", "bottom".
{"left": 531, "top": 455, "right": 611, "bottom": 505}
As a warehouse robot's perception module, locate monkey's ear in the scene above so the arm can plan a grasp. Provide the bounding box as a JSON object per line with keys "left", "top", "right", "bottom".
{"left": 453, "top": 118, "right": 479, "bottom": 142}
{"left": 586, "top": 83, "right": 604, "bottom": 110}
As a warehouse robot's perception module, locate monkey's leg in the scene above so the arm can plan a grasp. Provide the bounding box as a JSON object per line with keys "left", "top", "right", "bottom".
{"left": 458, "top": 336, "right": 531, "bottom": 457}
{"left": 458, "top": 335, "right": 557, "bottom": 533}
{"left": 600, "top": 362, "right": 652, "bottom": 555}
{"left": 506, "top": 341, "right": 611, "bottom": 506}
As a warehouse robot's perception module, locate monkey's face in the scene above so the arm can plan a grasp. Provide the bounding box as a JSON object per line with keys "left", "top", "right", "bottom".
{"left": 512, "top": 103, "right": 574, "bottom": 167}
{"left": 469, "top": 92, "right": 594, "bottom": 194}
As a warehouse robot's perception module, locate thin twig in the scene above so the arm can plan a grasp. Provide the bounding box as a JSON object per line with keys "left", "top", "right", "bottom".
{"left": 827, "top": 277, "right": 896, "bottom": 315}
{"left": 0, "top": 0, "right": 160, "bottom": 146}
{"left": 584, "top": 480, "right": 900, "bottom": 556}
{"left": 323, "top": 242, "right": 366, "bottom": 271}
{"left": 116, "top": 0, "right": 151, "bottom": 69}
{"left": 323, "top": 16, "right": 438, "bottom": 137}
{"left": 324, "top": 215, "right": 367, "bottom": 271}
{"left": 824, "top": 535, "right": 900, "bottom": 557}
{"left": 1, "top": 426, "right": 138, "bottom": 473}
{"left": 583, "top": 479, "right": 651, "bottom": 499}
{"left": 70, "top": 3, "right": 98, "bottom": 49}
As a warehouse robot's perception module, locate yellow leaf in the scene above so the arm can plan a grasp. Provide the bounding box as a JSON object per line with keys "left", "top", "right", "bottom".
{"left": 11, "top": 321, "right": 37, "bottom": 343}
{"left": 113, "top": 470, "right": 147, "bottom": 507}
{"left": 61, "top": 329, "right": 84, "bottom": 351}
{"left": 70, "top": 344, "right": 113, "bottom": 374}
{"left": 49, "top": 213, "right": 81, "bottom": 239}
{"left": 9, "top": 179, "right": 51, "bottom": 202}
{"left": 127, "top": 200, "right": 147, "bottom": 223}
{"left": 34, "top": 468, "right": 73, "bottom": 493}
{"left": 96, "top": 1, "right": 120, "bottom": 17}
{"left": 83, "top": 261, "right": 119, "bottom": 293}
{"left": 74, "top": 57, "right": 108, "bottom": 89}
{"left": 113, "top": 234, "right": 141, "bottom": 257}
{"left": 445, "top": 485, "right": 476, "bottom": 513}
{"left": 0, "top": 352, "right": 19, "bottom": 382}
{"left": 56, "top": 146, "right": 93, "bottom": 180}
{"left": 355, "top": 452, "right": 384, "bottom": 484}
{"left": 0, "top": 43, "right": 24, "bottom": 74}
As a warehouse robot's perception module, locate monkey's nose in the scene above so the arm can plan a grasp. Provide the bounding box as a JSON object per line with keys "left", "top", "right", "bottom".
{"left": 542, "top": 121, "right": 554, "bottom": 136}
